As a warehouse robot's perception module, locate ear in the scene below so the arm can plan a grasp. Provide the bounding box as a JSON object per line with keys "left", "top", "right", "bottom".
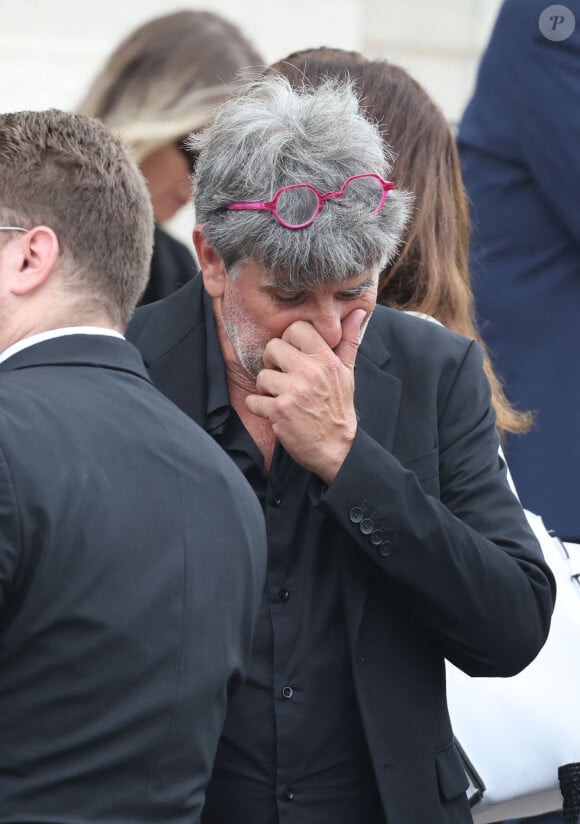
{"left": 193, "top": 226, "right": 227, "bottom": 299}
{"left": 10, "top": 226, "right": 60, "bottom": 296}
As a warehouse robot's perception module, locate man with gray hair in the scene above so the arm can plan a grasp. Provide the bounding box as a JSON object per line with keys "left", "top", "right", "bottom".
{"left": 128, "top": 76, "right": 555, "bottom": 824}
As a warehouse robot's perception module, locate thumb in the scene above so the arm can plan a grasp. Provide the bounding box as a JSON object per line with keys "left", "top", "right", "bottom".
{"left": 335, "top": 308, "right": 367, "bottom": 371}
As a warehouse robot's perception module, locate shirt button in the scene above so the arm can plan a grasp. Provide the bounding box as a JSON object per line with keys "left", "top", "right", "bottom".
{"left": 282, "top": 786, "right": 295, "bottom": 801}
{"left": 360, "top": 518, "right": 374, "bottom": 535}
{"left": 279, "top": 588, "right": 290, "bottom": 602}
{"left": 272, "top": 492, "right": 282, "bottom": 506}
{"left": 282, "top": 685, "right": 294, "bottom": 700}
{"left": 349, "top": 506, "right": 364, "bottom": 523}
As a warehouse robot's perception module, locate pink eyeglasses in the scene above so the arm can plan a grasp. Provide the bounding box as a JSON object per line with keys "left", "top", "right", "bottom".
{"left": 225, "top": 173, "right": 395, "bottom": 230}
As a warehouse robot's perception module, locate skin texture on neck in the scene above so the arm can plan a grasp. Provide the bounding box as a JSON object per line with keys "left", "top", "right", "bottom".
{"left": 0, "top": 225, "right": 121, "bottom": 353}
{"left": 0, "top": 306, "right": 119, "bottom": 355}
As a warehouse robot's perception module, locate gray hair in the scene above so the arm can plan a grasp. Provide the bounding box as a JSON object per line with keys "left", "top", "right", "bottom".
{"left": 191, "top": 75, "right": 412, "bottom": 287}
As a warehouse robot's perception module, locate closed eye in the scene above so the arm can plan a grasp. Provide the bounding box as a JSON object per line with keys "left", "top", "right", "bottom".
{"left": 272, "top": 290, "right": 305, "bottom": 305}
{"left": 338, "top": 288, "right": 367, "bottom": 300}
{"left": 339, "top": 276, "right": 377, "bottom": 300}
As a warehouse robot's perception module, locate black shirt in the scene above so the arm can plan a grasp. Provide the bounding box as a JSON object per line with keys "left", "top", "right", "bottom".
{"left": 201, "top": 292, "right": 385, "bottom": 824}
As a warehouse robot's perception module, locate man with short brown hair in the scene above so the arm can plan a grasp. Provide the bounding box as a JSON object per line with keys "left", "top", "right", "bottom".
{"left": 0, "top": 109, "right": 266, "bottom": 824}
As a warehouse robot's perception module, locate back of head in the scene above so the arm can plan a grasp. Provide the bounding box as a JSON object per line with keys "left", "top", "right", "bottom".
{"left": 77, "top": 10, "right": 263, "bottom": 160}
{"left": 0, "top": 109, "right": 154, "bottom": 327}
{"left": 193, "top": 74, "right": 411, "bottom": 287}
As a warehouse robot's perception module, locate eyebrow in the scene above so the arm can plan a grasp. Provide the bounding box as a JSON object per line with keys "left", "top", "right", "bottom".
{"left": 339, "top": 278, "right": 375, "bottom": 293}
{"left": 259, "top": 279, "right": 295, "bottom": 289}
{"left": 259, "top": 277, "right": 376, "bottom": 292}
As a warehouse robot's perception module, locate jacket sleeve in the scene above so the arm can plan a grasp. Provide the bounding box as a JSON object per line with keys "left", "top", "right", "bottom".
{"left": 315, "top": 340, "right": 556, "bottom": 678}
{"left": 520, "top": 3, "right": 580, "bottom": 248}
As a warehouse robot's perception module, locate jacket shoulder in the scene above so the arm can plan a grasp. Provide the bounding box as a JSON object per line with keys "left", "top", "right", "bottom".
{"left": 368, "top": 305, "right": 475, "bottom": 365}
{"left": 127, "top": 274, "right": 204, "bottom": 364}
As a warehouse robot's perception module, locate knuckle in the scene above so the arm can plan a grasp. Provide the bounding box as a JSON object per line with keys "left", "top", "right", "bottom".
{"left": 301, "top": 361, "right": 320, "bottom": 383}
{"left": 273, "top": 394, "right": 291, "bottom": 417}
{"left": 255, "top": 371, "right": 267, "bottom": 393}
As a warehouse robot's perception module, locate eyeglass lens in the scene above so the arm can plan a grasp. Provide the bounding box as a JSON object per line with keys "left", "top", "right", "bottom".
{"left": 276, "top": 187, "right": 320, "bottom": 226}
{"left": 275, "top": 176, "right": 386, "bottom": 228}
{"left": 342, "top": 176, "right": 386, "bottom": 212}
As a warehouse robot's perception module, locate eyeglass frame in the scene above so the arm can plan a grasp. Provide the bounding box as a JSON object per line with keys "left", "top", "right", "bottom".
{"left": 225, "top": 173, "right": 396, "bottom": 230}
{"left": 0, "top": 226, "right": 28, "bottom": 233}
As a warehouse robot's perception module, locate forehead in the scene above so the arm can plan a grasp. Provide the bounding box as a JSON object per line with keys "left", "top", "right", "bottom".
{"left": 236, "top": 260, "right": 379, "bottom": 292}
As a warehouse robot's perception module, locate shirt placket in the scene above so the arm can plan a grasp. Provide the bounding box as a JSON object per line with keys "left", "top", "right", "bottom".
{"left": 266, "top": 454, "right": 303, "bottom": 818}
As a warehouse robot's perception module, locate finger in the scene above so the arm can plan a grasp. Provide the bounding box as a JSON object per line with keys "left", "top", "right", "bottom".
{"left": 255, "top": 367, "right": 290, "bottom": 397}
{"left": 281, "top": 320, "right": 328, "bottom": 355}
{"left": 245, "top": 392, "right": 276, "bottom": 420}
{"left": 262, "top": 336, "right": 308, "bottom": 372}
{"left": 334, "top": 308, "right": 367, "bottom": 370}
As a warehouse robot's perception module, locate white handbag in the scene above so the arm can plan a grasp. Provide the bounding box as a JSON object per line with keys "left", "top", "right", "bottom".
{"left": 446, "top": 510, "right": 580, "bottom": 822}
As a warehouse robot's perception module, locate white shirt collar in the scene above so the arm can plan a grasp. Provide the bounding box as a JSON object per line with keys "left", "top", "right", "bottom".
{"left": 0, "top": 327, "right": 125, "bottom": 366}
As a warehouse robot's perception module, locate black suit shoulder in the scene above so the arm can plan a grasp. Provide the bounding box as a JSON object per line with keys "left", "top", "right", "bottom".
{"left": 138, "top": 226, "right": 198, "bottom": 307}
{"left": 128, "top": 274, "right": 204, "bottom": 363}
{"left": 370, "top": 303, "right": 472, "bottom": 348}
{"left": 0, "top": 337, "right": 266, "bottom": 822}
{"left": 365, "top": 304, "right": 480, "bottom": 380}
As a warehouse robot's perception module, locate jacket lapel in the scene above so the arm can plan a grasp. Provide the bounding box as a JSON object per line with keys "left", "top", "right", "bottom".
{"left": 342, "top": 316, "right": 403, "bottom": 648}
{"left": 128, "top": 277, "right": 207, "bottom": 428}
{"left": 354, "top": 322, "right": 402, "bottom": 454}
{"left": 145, "top": 325, "right": 206, "bottom": 427}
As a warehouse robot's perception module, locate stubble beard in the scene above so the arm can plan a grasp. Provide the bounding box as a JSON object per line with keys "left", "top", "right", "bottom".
{"left": 221, "top": 292, "right": 266, "bottom": 379}
{"left": 220, "top": 279, "right": 374, "bottom": 379}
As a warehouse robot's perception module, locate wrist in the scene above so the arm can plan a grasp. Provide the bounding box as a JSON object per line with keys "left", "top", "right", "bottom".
{"left": 317, "top": 423, "right": 357, "bottom": 485}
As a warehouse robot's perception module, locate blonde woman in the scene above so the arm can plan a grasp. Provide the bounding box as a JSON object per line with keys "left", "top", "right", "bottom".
{"left": 78, "top": 10, "right": 262, "bottom": 305}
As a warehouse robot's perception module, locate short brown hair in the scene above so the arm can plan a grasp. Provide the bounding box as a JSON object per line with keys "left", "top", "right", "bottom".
{"left": 0, "top": 109, "right": 153, "bottom": 326}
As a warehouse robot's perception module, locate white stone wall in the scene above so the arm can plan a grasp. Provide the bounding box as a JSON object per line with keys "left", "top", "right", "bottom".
{"left": 0, "top": 0, "right": 503, "bottom": 245}
{"left": 361, "top": 0, "right": 503, "bottom": 124}
{"left": 0, "top": 0, "right": 502, "bottom": 119}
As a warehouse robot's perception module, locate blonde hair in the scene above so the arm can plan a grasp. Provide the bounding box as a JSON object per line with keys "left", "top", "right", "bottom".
{"left": 77, "top": 10, "right": 263, "bottom": 162}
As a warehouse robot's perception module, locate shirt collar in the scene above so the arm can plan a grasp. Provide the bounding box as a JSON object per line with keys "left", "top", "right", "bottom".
{"left": 0, "top": 326, "right": 124, "bottom": 366}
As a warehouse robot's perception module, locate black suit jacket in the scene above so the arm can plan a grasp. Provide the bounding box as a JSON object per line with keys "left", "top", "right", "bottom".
{"left": 138, "top": 225, "right": 198, "bottom": 307}
{"left": 128, "top": 277, "right": 555, "bottom": 824}
{"left": 0, "top": 333, "right": 266, "bottom": 824}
